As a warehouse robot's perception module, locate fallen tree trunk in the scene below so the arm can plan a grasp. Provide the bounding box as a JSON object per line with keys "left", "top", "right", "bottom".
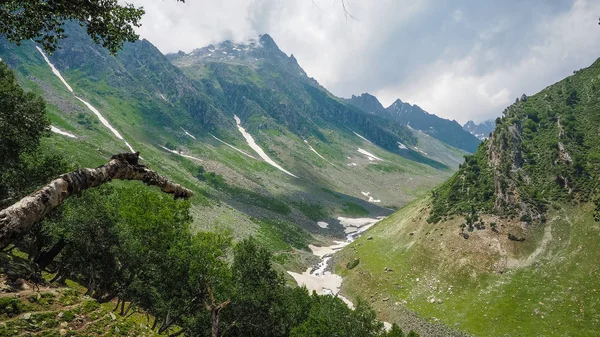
{"left": 0, "top": 152, "right": 193, "bottom": 249}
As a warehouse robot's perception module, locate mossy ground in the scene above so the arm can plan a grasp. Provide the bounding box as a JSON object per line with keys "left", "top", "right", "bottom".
{"left": 0, "top": 282, "right": 167, "bottom": 337}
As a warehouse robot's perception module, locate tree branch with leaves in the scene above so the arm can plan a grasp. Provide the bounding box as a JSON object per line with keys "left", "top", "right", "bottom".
{"left": 0, "top": 0, "right": 184, "bottom": 54}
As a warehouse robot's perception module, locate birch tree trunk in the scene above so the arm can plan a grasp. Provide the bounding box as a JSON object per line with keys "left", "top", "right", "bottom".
{"left": 0, "top": 152, "right": 193, "bottom": 249}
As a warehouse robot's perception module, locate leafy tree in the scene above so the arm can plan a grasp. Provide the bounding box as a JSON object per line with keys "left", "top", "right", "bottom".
{"left": 290, "top": 296, "right": 384, "bottom": 337}
{"left": 385, "top": 323, "right": 405, "bottom": 337}
{"left": 224, "top": 238, "right": 288, "bottom": 337}
{"left": 152, "top": 232, "right": 232, "bottom": 336}
{"left": 0, "top": 0, "right": 184, "bottom": 54}
{"left": 0, "top": 62, "right": 49, "bottom": 202}
{"left": 565, "top": 90, "right": 579, "bottom": 107}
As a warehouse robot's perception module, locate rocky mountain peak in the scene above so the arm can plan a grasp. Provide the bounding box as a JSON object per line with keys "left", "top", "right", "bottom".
{"left": 345, "top": 93, "right": 386, "bottom": 115}
{"left": 258, "top": 33, "right": 278, "bottom": 50}
{"left": 462, "top": 119, "right": 495, "bottom": 141}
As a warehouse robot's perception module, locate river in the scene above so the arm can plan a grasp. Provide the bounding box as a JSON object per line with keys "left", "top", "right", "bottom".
{"left": 287, "top": 216, "right": 384, "bottom": 309}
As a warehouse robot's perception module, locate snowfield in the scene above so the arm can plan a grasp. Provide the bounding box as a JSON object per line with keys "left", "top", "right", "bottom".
{"left": 50, "top": 126, "right": 77, "bottom": 138}
{"left": 357, "top": 148, "right": 383, "bottom": 161}
{"left": 160, "top": 146, "right": 203, "bottom": 162}
{"left": 233, "top": 115, "right": 297, "bottom": 178}
{"left": 361, "top": 191, "right": 381, "bottom": 203}
{"left": 287, "top": 216, "right": 385, "bottom": 310}
{"left": 351, "top": 130, "right": 372, "bottom": 144}
{"left": 210, "top": 134, "right": 257, "bottom": 159}
{"left": 181, "top": 127, "right": 197, "bottom": 140}
{"left": 36, "top": 47, "right": 135, "bottom": 153}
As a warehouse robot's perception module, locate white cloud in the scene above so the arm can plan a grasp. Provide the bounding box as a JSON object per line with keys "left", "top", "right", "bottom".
{"left": 127, "top": 0, "right": 600, "bottom": 124}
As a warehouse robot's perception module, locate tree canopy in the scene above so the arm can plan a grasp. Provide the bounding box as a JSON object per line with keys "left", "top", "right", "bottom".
{"left": 0, "top": 0, "right": 183, "bottom": 54}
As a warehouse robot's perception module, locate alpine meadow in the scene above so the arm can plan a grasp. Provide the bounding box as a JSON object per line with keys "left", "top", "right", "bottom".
{"left": 1, "top": 1, "right": 599, "bottom": 336}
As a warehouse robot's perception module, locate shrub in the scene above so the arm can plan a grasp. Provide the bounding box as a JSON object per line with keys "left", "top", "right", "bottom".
{"left": 346, "top": 258, "right": 360, "bottom": 270}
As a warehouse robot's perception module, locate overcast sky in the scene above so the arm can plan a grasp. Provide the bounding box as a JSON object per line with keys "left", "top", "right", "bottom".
{"left": 129, "top": 0, "right": 600, "bottom": 124}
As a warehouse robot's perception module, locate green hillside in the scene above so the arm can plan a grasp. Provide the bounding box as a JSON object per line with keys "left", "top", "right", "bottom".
{"left": 0, "top": 24, "right": 467, "bottom": 273}
{"left": 336, "top": 57, "right": 600, "bottom": 336}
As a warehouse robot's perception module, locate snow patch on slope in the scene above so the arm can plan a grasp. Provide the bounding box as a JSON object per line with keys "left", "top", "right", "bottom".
{"left": 361, "top": 191, "right": 381, "bottom": 203}
{"left": 357, "top": 148, "right": 383, "bottom": 161}
{"left": 181, "top": 127, "right": 196, "bottom": 140}
{"left": 397, "top": 142, "right": 408, "bottom": 150}
{"left": 304, "top": 140, "right": 327, "bottom": 161}
{"left": 35, "top": 46, "right": 73, "bottom": 92}
{"left": 160, "top": 146, "right": 203, "bottom": 162}
{"left": 74, "top": 97, "right": 124, "bottom": 140}
{"left": 351, "top": 130, "right": 372, "bottom": 144}
{"left": 304, "top": 140, "right": 333, "bottom": 165}
{"left": 414, "top": 147, "right": 428, "bottom": 155}
{"left": 36, "top": 46, "right": 135, "bottom": 153}
{"left": 316, "top": 221, "right": 329, "bottom": 229}
{"left": 50, "top": 126, "right": 77, "bottom": 138}
{"left": 210, "top": 134, "right": 257, "bottom": 160}
{"left": 233, "top": 115, "right": 297, "bottom": 178}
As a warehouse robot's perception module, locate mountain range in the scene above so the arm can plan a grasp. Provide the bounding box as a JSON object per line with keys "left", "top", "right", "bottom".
{"left": 3, "top": 21, "right": 597, "bottom": 337}
{"left": 462, "top": 119, "right": 495, "bottom": 140}
{"left": 0, "top": 24, "right": 468, "bottom": 265}
{"left": 335, "top": 56, "right": 600, "bottom": 336}
{"left": 344, "top": 93, "right": 482, "bottom": 153}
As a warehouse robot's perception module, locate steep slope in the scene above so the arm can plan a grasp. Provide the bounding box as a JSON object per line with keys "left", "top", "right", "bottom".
{"left": 344, "top": 93, "right": 387, "bottom": 115}
{"left": 167, "top": 36, "right": 453, "bottom": 169}
{"left": 345, "top": 93, "right": 481, "bottom": 153}
{"left": 462, "top": 119, "right": 495, "bottom": 140}
{"left": 0, "top": 26, "right": 464, "bottom": 273}
{"left": 335, "top": 58, "right": 600, "bottom": 336}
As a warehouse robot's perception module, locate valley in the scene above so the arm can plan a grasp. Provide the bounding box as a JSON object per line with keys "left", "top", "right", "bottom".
{"left": 2, "top": 4, "right": 599, "bottom": 336}
{"left": 0, "top": 26, "right": 468, "bottom": 294}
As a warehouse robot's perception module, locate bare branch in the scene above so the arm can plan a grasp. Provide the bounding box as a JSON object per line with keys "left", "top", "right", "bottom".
{"left": 0, "top": 152, "right": 193, "bottom": 249}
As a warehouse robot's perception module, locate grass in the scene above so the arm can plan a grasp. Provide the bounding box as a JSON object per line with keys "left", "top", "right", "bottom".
{"left": 255, "top": 218, "right": 311, "bottom": 251}
{"left": 342, "top": 202, "right": 370, "bottom": 217}
{"left": 0, "top": 285, "right": 167, "bottom": 337}
{"left": 336, "top": 199, "right": 600, "bottom": 336}
{"left": 294, "top": 202, "right": 327, "bottom": 221}
{"left": 1, "top": 37, "right": 466, "bottom": 282}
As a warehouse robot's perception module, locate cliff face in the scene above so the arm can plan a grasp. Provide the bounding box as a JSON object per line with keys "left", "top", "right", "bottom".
{"left": 487, "top": 117, "right": 529, "bottom": 217}
{"left": 429, "top": 57, "right": 600, "bottom": 224}
{"left": 345, "top": 94, "right": 482, "bottom": 153}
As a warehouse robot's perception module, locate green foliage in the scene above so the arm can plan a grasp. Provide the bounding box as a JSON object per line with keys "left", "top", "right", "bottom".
{"left": 0, "top": 62, "right": 48, "bottom": 168}
{"left": 0, "top": 0, "right": 153, "bottom": 54}
{"left": 347, "top": 258, "right": 360, "bottom": 270}
{"left": 343, "top": 201, "right": 370, "bottom": 217}
{"left": 385, "top": 324, "right": 405, "bottom": 337}
{"left": 0, "top": 62, "right": 62, "bottom": 204}
{"left": 430, "top": 58, "right": 600, "bottom": 221}
{"left": 290, "top": 297, "right": 384, "bottom": 337}
{"left": 0, "top": 296, "right": 22, "bottom": 317}
{"left": 294, "top": 201, "right": 327, "bottom": 221}
{"left": 257, "top": 218, "right": 310, "bottom": 251}
{"left": 428, "top": 148, "right": 494, "bottom": 223}
{"left": 193, "top": 164, "right": 292, "bottom": 215}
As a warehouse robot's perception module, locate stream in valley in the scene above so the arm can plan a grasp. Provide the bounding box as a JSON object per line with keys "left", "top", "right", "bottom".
{"left": 287, "top": 216, "right": 384, "bottom": 309}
